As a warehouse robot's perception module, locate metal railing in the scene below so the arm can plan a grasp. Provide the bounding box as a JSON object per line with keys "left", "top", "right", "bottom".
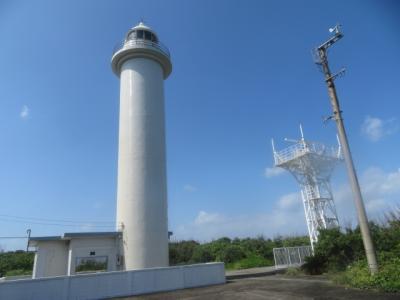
{"left": 112, "top": 39, "right": 170, "bottom": 58}
{"left": 273, "top": 246, "right": 312, "bottom": 268}
{"left": 274, "top": 141, "right": 340, "bottom": 165}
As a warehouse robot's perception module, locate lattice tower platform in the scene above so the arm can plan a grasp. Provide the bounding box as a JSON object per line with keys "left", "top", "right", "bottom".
{"left": 272, "top": 126, "right": 342, "bottom": 250}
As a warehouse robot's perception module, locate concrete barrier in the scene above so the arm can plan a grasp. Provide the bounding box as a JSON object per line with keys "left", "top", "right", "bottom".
{"left": 0, "top": 263, "right": 225, "bottom": 300}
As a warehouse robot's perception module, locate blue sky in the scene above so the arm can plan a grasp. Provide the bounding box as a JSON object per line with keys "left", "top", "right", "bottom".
{"left": 0, "top": 0, "right": 399, "bottom": 250}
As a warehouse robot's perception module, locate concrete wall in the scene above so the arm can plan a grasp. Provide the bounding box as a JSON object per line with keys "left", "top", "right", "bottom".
{"left": 0, "top": 263, "right": 225, "bottom": 300}
{"left": 33, "top": 241, "right": 69, "bottom": 279}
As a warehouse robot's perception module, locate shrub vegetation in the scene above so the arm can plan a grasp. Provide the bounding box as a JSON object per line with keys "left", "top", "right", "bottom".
{"left": 302, "top": 209, "right": 400, "bottom": 292}
{"left": 0, "top": 251, "right": 34, "bottom": 277}
{"left": 169, "top": 235, "right": 309, "bottom": 270}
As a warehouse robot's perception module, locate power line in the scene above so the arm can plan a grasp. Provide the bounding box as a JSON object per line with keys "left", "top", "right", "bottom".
{"left": 0, "top": 214, "right": 114, "bottom": 225}
{"left": 0, "top": 217, "right": 115, "bottom": 228}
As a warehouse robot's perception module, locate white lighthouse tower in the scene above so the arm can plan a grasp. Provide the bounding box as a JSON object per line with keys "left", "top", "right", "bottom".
{"left": 111, "top": 22, "right": 172, "bottom": 270}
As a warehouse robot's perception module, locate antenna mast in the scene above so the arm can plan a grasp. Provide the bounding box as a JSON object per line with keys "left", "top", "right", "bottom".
{"left": 314, "top": 25, "right": 378, "bottom": 274}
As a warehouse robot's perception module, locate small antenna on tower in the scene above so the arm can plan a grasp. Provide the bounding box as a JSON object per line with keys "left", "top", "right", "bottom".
{"left": 271, "top": 138, "right": 277, "bottom": 164}
{"left": 271, "top": 138, "right": 276, "bottom": 154}
{"left": 299, "top": 124, "right": 305, "bottom": 141}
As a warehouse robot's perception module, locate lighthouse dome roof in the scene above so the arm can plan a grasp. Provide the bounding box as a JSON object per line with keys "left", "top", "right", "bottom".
{"left": 125, "top": 21, "right": 159, "bottom": 43}
{"left": 112, "top": 22, "right": 171, "bottom": 78}
{"left": 132, "top": 21, "right": 152, "bottom": 32}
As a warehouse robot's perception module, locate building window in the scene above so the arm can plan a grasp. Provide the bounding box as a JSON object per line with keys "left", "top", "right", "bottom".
{"left": 75, "top": 256, "right": 108, "bottom": 273}
{"left": 136, "top": 30, "right": 144, "bottom": 39}
{"left": 144, "top": 31, "right": 152, "bottom": 41}
{"left": 128, "top": 31, "right": 136, "bottom": 40}
{"left": 90, "top": 251, "right": 95, "bottom": 256}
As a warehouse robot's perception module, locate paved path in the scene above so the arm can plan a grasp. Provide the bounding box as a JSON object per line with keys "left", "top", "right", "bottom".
{"left": 225, "top": 266, "right": 284, "bottom": 279}
{"left": 115, "top": 274, "right": 398, "bottom": 300}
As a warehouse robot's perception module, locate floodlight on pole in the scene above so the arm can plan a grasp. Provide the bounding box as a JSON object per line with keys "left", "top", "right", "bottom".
{"left": 313, "top": 25, "right": 379, "bottom": 274}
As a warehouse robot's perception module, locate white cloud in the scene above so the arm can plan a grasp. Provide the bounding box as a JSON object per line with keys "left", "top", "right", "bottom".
{"left": 333, "top": 166, "right": 400, "bottom": 224}
{"left": 20, "top": 105, "right": 29, "bottom": 119}
{"left": 277, "top": 192, "right": 301, "bottom": 211}
{"left": 361, "top": 116, "right": 398, "bottom": 142}
{"left": 366, "top": 199, "right": 387, "bottom": 213}
{"left": 173, "top": 167, "right": 400, "bottom": 241}
{"left": 194, "top": 211, "right": 224, "bottom": 225}
{"left": 183, "top": 184, "right": 198, "bottom": 192}
{"left": 265, "top": 167, "right": 285, "bottom": 178}
{"left": 174, "top": 192, "right": 306, "bottom": 242}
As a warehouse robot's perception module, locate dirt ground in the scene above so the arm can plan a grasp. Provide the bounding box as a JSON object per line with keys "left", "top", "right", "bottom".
{"left": 115, "top": 274, "right": 399, "bottom": 300}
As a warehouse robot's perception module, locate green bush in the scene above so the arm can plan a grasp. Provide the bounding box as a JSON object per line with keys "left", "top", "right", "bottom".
{"left": 302, "top": 224, "right": 386, "bottom": 274}
{"left": 302, "top": 253, "right": 327, "bottom": 275}
{"left": 285, "top": 267, "right": 302, "bottom": 276}
{"left": 217, "top": 245, "right": 246, "bottom": 263}
{"left": 190, "top": 246, "right": 214, "bottom": 263}
{"left": 169, "top": 234, "right": 308, "bottom": 270}
{"left": 0, "top": 251, "right": 34, "bottom": 277}
{"left": 169, "top": 240, "right": 199, "bottom": 265}
{"left": 373, "top": 256, "right": 400, "bottom": 292}
{"left": 334, "top": 255, "right": 400, "bottom": 292}
{"left": 227, "top": 254, "right": 271, "bottom": 270}
{"left": 303, "top": 209, "right": 400, "bottom": 292}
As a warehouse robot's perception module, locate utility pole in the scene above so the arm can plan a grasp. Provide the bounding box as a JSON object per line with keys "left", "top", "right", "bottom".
{"left": 314, "top": 25, "right": 378, "bottom": 274}
{"left": 26, "top": 229, "right": 31, "bottom": 252}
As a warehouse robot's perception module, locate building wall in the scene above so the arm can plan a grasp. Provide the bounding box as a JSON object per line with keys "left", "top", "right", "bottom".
{"left": 1, "top": 263, "right": 225, "bottom": 300}
{"left": 32, "top": 236, "right": 121, "bottom": 278}
{"left": 68, "top": 237, "right": 120, "bottom": 275}
{"left": 33, "top": 241, "right": 69, "bottom": 279}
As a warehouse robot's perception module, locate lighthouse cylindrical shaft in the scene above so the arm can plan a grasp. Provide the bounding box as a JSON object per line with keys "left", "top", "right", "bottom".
{"left": 111, "top": 23, "right": 172, "bottom": 270}
{"left": 117, "top": 57, "right": 168, "bottom": 270}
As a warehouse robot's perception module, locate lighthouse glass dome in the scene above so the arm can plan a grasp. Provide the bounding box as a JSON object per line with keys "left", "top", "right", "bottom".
{"left": 126, "top": 28, "right": 158, "bottom": 43}
{"left": 111, "top": 22, "right": 171, "bottom": 78}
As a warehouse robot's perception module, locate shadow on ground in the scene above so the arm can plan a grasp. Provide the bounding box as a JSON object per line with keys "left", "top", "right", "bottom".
{"left": 114, "top": 274, "right": 398, "bottom": 300}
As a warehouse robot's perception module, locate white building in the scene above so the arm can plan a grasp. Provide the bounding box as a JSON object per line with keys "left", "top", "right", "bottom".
{"left": 28, "top": 232, "right": 122, "bottom": 278}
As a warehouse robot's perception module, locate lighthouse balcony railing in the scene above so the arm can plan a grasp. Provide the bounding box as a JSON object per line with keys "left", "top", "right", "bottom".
{"left": 112, "top": 39, "right": 170, "bottom": 58}
{"left": 274, "top": 141, "right": 339, "bottom": 166}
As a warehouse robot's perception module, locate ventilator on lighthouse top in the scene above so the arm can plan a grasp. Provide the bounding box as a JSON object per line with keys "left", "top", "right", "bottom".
{"left": 111, "top": 22, "right": 172, "bottom": 78}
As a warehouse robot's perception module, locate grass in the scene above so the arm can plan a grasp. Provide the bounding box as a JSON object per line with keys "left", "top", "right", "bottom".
{"left": 5, "top": 269, "right": 32, "bottom": 277}
{"left": 226, "top": 254, "right": 272, "bottom": 270}
{"left": 285, "top": 267, "right": 303, "bottom": 276}
{"left": 332, "top": 256, "right": 400, "bottom": 293}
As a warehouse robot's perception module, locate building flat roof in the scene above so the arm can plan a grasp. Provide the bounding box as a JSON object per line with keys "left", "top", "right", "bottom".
{"left": 29, "top": 231, "right": 122, "bottom": 246}
{"left": 63, "top": 231, "right": 121, "bottom": 239}
{"left": 29, "top": 236, "right": 63, "bottom": 242}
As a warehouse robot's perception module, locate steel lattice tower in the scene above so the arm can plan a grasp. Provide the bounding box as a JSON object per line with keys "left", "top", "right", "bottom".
{"left": 272, "top": 126, "right": 342, "bottom": 250}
